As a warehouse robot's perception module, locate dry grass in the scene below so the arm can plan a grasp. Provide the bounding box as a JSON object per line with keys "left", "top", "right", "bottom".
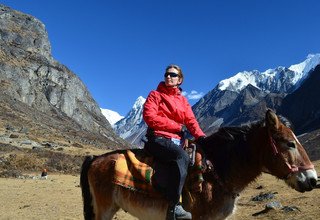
{"left": 0, "top": 174, "right": 135, "bottom": 220}
{"left": 0, "top": 142, "right": 110, "bottom": 178}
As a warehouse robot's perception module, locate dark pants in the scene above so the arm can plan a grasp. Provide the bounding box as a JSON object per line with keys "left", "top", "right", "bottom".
{"left": 145, "top": 136, "right": 190, "bottom": 204}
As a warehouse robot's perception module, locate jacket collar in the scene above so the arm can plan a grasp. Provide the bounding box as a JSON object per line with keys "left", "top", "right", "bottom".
{"left": 157, "top": 81, "right": 182, "bottom": 95}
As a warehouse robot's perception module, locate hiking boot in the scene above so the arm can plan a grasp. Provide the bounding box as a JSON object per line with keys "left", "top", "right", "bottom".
{"left": 166, "top": 203, "right": 192, "bottom": 220}
{"left": 174, "top": 204, "right": 192, "bottom": 220}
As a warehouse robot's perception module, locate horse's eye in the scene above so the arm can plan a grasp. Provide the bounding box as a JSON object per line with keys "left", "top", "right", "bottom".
{"left": 287, "top": 142, "right": 296, "bottom": 149}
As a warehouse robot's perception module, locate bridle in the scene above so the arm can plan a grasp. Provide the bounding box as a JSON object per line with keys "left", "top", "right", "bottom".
{"left": 268, "top": 130, "right": 314, "bottom": 177}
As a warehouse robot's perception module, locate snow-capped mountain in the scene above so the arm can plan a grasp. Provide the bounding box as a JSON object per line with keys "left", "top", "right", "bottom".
{"left": 113, "top": 96, "right": 147, "bottom": 147}
{"left": 194, "top": 54, "right": 320, "bottom": 134}
{"left": 288, "top": 54, "right": 320, "bottom": 81}
{"left": 101, "top": 108, "right": 124, "bottom": 126}
{"left": 218, "top": 54, "right": 320, "bottom": 93}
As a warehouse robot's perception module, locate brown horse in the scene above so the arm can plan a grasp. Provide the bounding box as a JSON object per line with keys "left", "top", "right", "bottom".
{"left": 80, "top": 110, "right": 318, "bottom": 220}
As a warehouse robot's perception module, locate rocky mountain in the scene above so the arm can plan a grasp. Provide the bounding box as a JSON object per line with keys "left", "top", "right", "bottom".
{"left": 0, "top": 4, "right": 127, "bottom": 149}
{"left": 193, "top": 54, "right": 320, "bottom": 134}
{"left": 113, "top": 96, "right": 147, "bottom": 147}
{"left": 279, "top": 64, "right": 320, "bottom": 134}
{"left": 216, "top": 84, "right": 285, "bottom": 126}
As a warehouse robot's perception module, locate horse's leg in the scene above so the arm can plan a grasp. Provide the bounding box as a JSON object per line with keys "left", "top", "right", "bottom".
{"left": 90, "top": 191, "right": 119, "bottom": 220}
{"left": 90, "top": 187, "right": 119, "bottom": 220}
{"left": 88, "top": 154, "right": 120, "bottom": 220}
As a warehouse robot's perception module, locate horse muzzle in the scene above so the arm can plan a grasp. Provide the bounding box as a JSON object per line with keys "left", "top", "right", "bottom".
{"left": 286, "top": 168, "right": 318, "bottom": 192}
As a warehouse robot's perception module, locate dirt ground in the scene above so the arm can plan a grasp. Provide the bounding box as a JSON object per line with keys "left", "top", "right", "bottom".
{"left": 0, "top": 173, "right": 134, "bottom": 220}
{"left": 0, "top": 161, "right": 319, "bottom": 220}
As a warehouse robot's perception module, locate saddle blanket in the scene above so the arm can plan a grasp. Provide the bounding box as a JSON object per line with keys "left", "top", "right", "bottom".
{"left": 113, "top": 150, "right": 158, "bottom": 194}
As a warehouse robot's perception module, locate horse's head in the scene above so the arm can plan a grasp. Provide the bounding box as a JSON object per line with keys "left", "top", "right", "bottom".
{"left": 263, "top": 109, "right": 318, "bottom": 192}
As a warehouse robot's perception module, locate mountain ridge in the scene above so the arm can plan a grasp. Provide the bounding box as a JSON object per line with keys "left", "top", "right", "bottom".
{"left": 0, "top": 4, "right": 127, "bottom": 149}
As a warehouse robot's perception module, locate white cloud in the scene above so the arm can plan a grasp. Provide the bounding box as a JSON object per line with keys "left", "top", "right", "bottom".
{"left": 182, "top": 90, "right": 204, "bottom": 100}
{"left": 181, "top": 91, "right": 188, "bottom": 96}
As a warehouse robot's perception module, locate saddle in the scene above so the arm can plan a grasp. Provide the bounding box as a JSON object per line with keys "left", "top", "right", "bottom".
{"left": 113, "top": 149, "right": 157, "bottom": 195}
{"left": 113, "top": 142, "right": 207, "bottom": 196}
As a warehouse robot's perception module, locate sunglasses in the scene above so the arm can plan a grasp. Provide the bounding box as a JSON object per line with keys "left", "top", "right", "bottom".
{"left": 164, "top": 72, "right": 179, "bottom": 78}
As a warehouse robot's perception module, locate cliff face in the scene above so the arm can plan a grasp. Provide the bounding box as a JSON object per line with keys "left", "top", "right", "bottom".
{"left": 0, "top": 4, "right": 126, "bottom": 148}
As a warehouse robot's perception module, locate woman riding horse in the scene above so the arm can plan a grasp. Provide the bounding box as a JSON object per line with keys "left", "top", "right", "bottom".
{"left": 143, "top": 64, "right": 206, "bottom": 220}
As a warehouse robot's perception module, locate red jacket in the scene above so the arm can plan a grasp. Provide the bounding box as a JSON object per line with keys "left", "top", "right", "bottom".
{"left": 143, "top": 82, "right": 205, "bottom": 140}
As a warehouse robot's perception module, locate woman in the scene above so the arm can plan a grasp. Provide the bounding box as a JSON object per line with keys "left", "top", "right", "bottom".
{"left": 143, "top": 64, "right": 205, "bottom": 220}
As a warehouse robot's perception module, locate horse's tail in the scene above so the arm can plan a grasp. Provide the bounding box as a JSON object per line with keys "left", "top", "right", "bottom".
{"left": 80, "top": 155, "right": 96, "bottom": 220}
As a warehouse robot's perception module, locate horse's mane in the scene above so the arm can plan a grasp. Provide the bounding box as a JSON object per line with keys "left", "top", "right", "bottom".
{"left": 204, "top": 114, "right": 292, "bottom": 151}
{"left": 204, "top": 119, "right": 264, "bottom": 149}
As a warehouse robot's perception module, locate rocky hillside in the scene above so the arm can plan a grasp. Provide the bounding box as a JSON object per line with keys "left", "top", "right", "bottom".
{"left": 0, "top": 4, "right": 127, "bottom": 149}
{"left": 279, "top": 65, "right": 320, "bottom": 134}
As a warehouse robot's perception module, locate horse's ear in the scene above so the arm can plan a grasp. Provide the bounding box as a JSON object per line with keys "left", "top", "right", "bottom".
{"left": 265, "top": 109, "right": 279, "bottom": 131}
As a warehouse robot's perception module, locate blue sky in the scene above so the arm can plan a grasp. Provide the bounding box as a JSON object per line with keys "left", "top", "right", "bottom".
{"left": 2, "top": 1, "right": 320, "bottom": 116}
